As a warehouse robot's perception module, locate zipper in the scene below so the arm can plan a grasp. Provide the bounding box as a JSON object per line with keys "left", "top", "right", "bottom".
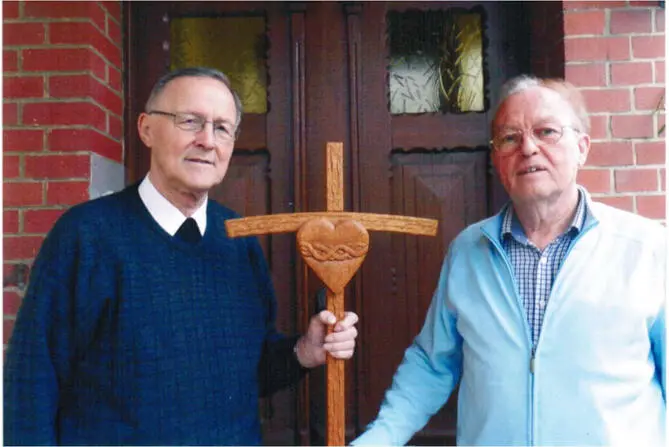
{"left": 530, "top": 347, "right": 536, "bottom": 374}
{"left": 482, "top": 229, "right": 535, "bottom": 445}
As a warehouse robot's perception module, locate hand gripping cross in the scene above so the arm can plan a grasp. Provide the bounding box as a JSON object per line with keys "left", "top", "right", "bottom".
{"left": 225, "top": 142, "right": 438, "bottom": 446}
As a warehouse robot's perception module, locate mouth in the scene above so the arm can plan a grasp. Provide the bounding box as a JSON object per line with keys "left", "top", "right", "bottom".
{"left": 518, "top": 166, "right": 546, "bottom": 176}
{"left": 184, "top": 158, "right": 214, "bottom": 166}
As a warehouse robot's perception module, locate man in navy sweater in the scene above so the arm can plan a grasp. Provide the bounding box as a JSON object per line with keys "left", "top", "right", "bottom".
{"left": 4, "top": 67, "right": 360, "bottom": 446}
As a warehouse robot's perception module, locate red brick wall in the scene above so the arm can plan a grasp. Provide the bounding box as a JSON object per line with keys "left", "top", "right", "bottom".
{"left": 3, "top": 1, "right": 123, "bottom": 345}
{"left": 562, "top": 1, "right": 666, "bottom": 220}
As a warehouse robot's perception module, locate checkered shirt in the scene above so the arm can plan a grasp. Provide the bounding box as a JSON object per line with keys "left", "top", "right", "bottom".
{"left": 501, "top": 190, "right": 588, "bottom": 348}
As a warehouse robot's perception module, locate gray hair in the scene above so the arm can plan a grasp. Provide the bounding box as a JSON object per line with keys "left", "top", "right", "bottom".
{"left": 494, "top": 74, "right": 590, "bottom": 134}
{"left": 145, "top": 67, "right": 244, "bottom": 136}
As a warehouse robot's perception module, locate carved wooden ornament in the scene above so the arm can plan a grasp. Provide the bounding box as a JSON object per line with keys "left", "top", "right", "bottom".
{"left": 298, "top": 218, "right": 369, "bottom": 294}
{"left": 225, "top": 142, "right": 437, "bottom": 446}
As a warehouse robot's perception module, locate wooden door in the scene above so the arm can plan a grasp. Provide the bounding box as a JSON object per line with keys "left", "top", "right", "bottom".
{"left": 124, "top": 2, "right": 528, "bottom": 444}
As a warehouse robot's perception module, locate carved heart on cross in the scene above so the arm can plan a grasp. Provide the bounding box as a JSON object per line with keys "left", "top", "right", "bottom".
{"left": 297, "top": 218, "right": 370, "bottom": 293}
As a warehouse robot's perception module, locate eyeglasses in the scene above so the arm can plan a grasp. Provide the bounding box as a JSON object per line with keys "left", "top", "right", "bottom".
{"left": 490, "top": 125, "right": 580, "bottom": 153}
{"left": 147, "top": 110, "right": 236, "bottom": 143}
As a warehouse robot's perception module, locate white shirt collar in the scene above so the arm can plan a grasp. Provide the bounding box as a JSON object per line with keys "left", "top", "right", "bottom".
{"left": 138, "top": 175, "right": 207, "bottom": 237}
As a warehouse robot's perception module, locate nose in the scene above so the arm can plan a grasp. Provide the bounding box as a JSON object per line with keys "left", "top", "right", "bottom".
{"left": 193, "top": 122, "right": 216, "bottom": 150}
{"left": 518, "top": 131, "right": 539, "bottom": 157}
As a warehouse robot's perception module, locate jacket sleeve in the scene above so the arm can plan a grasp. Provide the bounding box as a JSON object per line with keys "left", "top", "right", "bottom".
{"left": 650, "top": 307, "right": 665, "bottom": 401}
{"left": 246, "top": 237, "right": 308, "bottom": 398}
{"left": 3, "top": 217, "right": 80, "bottom": 445}
{"left": 352, "top": 250, "right": 463, "bottom": 446}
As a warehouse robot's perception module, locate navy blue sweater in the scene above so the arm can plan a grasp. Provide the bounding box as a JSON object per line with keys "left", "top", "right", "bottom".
{"left": 4, "top": 184, "right": 306, "bottom": 445}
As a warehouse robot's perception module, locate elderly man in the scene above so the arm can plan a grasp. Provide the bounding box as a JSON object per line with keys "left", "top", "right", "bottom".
{"left": 4, "top": 67, "right": 359, "bottom": 446}
{"left": 352, "top": 75, "right": 665, "bottom": 446}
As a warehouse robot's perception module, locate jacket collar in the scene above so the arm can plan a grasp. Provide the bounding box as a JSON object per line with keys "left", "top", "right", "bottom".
{"left": 481, "top": 186, "right": 600, "bottom": 246}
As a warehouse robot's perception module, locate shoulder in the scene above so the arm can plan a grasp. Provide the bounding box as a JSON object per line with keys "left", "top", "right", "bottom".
{"left": 53, "top": 186, "right": 137, "bottom": 232}
{"left": 590, "top": 201, "right": 665, "bottom": 245}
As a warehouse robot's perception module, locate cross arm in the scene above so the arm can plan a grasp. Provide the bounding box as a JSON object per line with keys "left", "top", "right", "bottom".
{"left": 225, "top": 212, "right": 437, "bottom": 238}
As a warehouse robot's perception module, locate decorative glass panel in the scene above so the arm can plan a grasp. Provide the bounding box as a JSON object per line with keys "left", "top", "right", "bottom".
{"left": 171, "top": 17, "right": 267, "bottom": 113}
{"left": 388, "top": 9, "right": 484, "bottom": 114}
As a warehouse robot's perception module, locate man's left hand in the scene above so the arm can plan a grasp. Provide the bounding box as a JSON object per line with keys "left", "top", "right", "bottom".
{"left": 294, "top": 311, "right": 359, "bottom": 368}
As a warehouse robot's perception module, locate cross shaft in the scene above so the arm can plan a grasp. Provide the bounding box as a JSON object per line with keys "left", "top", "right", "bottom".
{"left": 225, "top": 142, "right": 437, "bottom": 445}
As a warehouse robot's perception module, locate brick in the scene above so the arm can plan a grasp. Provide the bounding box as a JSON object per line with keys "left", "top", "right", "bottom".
{"left": 564, "top": 63, "right": 606, "bottom": 87}
{"left": 4, "top": 210, "right": 19, "bottom": 234}
{"left": 24, "top": 1, "right": 106, "bottom": 31}
{"left": 49, "top": 129, "right": 122, "bottom": 162}
{"left": 3, "top": 76, "right": 44, "bottom": 99}
{"left": 109, "top": 114, "right": 123, "bottom": 140}
{"left": 614, "top": 168, "right": 658, "bottom": 192}
{"left": 661, "top": 168, "right": 666, "bottom": 192}
{"left": 49, "top": 74, "right": 122, "bottom": 115}
{"left": 4, "top": 291, "right": 22, "bottom": 316}
{"left": 593, "top": 195, "right": 634, "bottom": 212}
{"left": 611, "top": 115, "right": 654, "bottom": 139}
{"left": 656, "top": 61, "right": 665, "bottom": 83}
{"left": 22, "top": 48, "right": 106, "bottom": 80}
{"left": 588, "top": 115, "right": 608, "bottom": 139}
{"left": 3, "top": 235, "right": 45, "bottom": 261}
{"left": 582, "top": 89, "right": 631, "bottom": 113}
{"left": 3, "top": 129, "right": 44, "bottom": 153}
{"left": 49, "top": 22, "right": 122, "bottom": 67}
{"left": 108, "top": 66, "right": 122, "bottom": 93}
{"left": 25, "top": 154, "right": 90, "bottom": 179}
{"left": 586, "top": 141, "right": 634, "bottom": 166}
{"left": 636, "top": 194, "right": 666, "bottom": 219}
{"left": 610, "top": 9, "right": 652, "bottom": 34}
{"left": 4, "top": 22, "right": 46, "bottom": 46}
{"left": 634, "top": 87, "right": 665, "bottom": 111}
{"left": 23, "top": 102, "right": 106, "bottom": 131}
{"left": 632, "top": 36, "right": 665, "bottom": 59}
{"left": 656, "top": 8, "right": 665, "bottom": 32}
{"left": 3, "top": 1, "right": 19, "bottom": 18}
{"left": 657, "top": 112, "right": 665, "bottom": 136}
{"left": 610, "top": 62, "right": 653, "bottom": 85}
{"left": 564, "top": 10, "right": 606, "bottom": 35}
{"left": 4, "top": 182, "right": 43, "bottom": 207}
{"left": 563, "top": 1, "right": 627, "bottom": 9}
{"left": 564, "top": 37, "right": 630, "bottom": 62}
{"left": 46, "top": 181, "right": 89, "bottom": 205}
{"left": 628, "top": 0, "right": 661, "bottom": 6}
{"left": 4, "top": 155, "right": 20, "bottom": 178}
{"left": 4, "top": 319, "right": 15, "bottom": 345}
{"left": 4, "top": 50, "right": 18, "bottom": 72}
{"left": 4, "top": 103, "right": 18, "bottom": 126}
{"left": 577, "top": 168, "right": 611, "bottom": 193}
{"left": 107, "top": 14, "right": 122, "bottom": 46}
{"left": 24, "top": 209, "right": 65, "bottom": 234}
{"left": 636, "top": 141, "right": 666, "bottom": 165}
{"left": 100, "top": 1, "right": 122, "bottom": 21}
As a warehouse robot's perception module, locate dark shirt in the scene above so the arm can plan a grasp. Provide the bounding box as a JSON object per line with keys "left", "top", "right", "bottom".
{"left": 4, "top": 184, "right": 305, "bottom": 445}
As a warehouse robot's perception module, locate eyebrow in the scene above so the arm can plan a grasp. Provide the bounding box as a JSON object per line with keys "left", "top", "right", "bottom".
{"left": 178, "top": 111, "right": 235, "bottom": 124}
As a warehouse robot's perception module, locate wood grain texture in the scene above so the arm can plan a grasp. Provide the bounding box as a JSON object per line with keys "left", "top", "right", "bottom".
{"left": 327, "top": 142, "right": 344, "bottom": 212}
{"left": 226, "top": 212, "right": 438, "bottom": 237}
{"left": 297, "top": 219, "right": 369, "bottom": 294}
{"left": 326, "top": 289, "right": 346, "bottom": 447}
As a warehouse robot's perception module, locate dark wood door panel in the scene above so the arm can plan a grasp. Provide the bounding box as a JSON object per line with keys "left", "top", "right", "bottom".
{"left": 125, "top": 2, "right": 529, "bottom": 445}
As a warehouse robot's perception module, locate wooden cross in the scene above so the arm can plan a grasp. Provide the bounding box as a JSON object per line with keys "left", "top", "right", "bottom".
{"left": 226, "top": 142, "right": 438, "bottom": 446}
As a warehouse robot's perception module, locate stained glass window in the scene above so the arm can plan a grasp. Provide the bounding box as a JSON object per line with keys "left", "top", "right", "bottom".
{"left": 171, "top": 17, "right": 267, "bottom": 113}
{"left": 388, "top": 9, "right": 484, "bottom": 114}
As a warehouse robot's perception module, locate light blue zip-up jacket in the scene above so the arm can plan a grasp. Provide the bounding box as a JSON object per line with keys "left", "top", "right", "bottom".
{"left": 353, "top": 197, "right": 666, "bottom": 446}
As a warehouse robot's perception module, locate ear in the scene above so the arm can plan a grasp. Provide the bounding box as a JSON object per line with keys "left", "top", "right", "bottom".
{"left": 576, "top": 132, "right": 590, "bottom": 167}
{"left": 137, "top": 113, "right": 153, "bottom": 147}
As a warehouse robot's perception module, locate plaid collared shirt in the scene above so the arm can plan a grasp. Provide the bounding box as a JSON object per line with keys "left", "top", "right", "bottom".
{"left": 501, "top": 190, "right": 588, "bottom": 348}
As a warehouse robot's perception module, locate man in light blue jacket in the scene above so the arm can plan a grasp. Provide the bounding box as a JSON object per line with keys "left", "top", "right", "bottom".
{"left": 352, "top": 75, "right": 666, "bottom": 446}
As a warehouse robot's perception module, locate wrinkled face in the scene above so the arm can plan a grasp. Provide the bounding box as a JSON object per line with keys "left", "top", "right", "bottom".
{"left": 491, "top": 86, "right": 590, "bottom": 206}
{"left": 137, "top": 76, "right": 238, "bottom": 196}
